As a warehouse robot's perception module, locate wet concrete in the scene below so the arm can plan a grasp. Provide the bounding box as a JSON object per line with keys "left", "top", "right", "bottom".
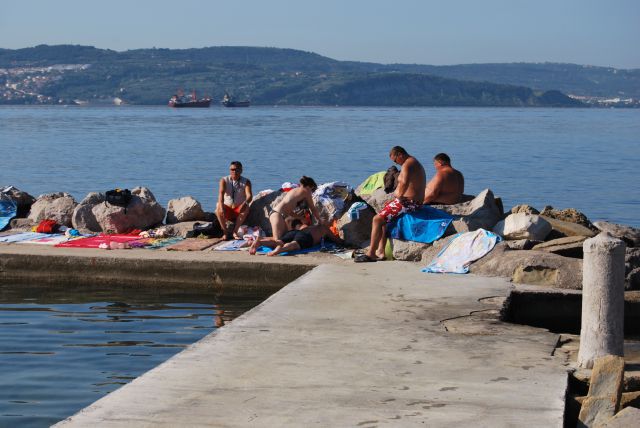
{"left": 45, "top": 260, "right": 569, "bottom": 427}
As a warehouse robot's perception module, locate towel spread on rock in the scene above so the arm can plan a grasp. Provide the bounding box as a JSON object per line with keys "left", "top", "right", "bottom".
{"left": 55, "top": 234, "right": 142, "bottom": 248}
{"left": 357, "top": 171, "right": 386, "bottom": 195}
{"left": 387, "top": 205, "right": 453, "bottom": 244}
{"left": 129, "top": 237, "right": 183, "bottom": 249}
{"left": 213, "top": 239, "right": 249, "bottom": 251}
{"left": 255, "top": 241, "right": 336, "bottom": 256}
{"left": 165, "top": 237, "right": 222, "bottom": 251}
{"left": 422, "top": 229, "right": 501, "bottom": 274}
{"left": 16, "top": 233, "right": 71, "bottom": 245}
{"left": 0, "top": 196, "right": 17, "bottom": 231}
{"left": 0, "top": 231, "right": 49, "bottom": 243}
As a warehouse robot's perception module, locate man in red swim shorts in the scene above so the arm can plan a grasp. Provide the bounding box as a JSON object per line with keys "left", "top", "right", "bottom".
{"left": 356, "top": 146, "right": 426, "bottom": 262}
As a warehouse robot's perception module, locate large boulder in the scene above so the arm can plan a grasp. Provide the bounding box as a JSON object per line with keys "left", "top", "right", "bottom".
{"left": 362, "top": 188, "right": 395, "bottom": 213}
{"left": 471, "top": 245, "right": 583, "bottom": 289}
{"left": 391, "top": 239, "right": 431, "bottom": 261}
{"left": 531, "top": 236, "right": 588, "bottom": 258}
{"left": 542, "top": 215, "right": 597, "bottom": 239}
{"left": 626, "top": 247, "right": 640, "bottom": 290}
{"left": 72, "top": 187, "right": 165, "bottom": 233}
{"left": 493, "top": 213, "right": 552, "bottom": 241}
{"left": 540, "top": 206, "right": 595, "bottom": 230}
{"left": 433, "top": 189, "right": 503, "bottom": 233}
{"left": 1, "top": 185, "right": 35, "bottom": 218}
{"left": 510, "top": 204, "right": 540, "bottom": 215}
{"left": 245, "top": 190, "right": 285, "bottom": 236}
{"left": 28, "top": 192, "right": 78, "bottom": 227}
{"left": 336, "top": 203, "right": 376, "bottom": 248}
{"left": 166, "top": 196, "right": 206, "bottom": 224}
{"left": 594, "top": 221, "right": 640, "bottom": 248}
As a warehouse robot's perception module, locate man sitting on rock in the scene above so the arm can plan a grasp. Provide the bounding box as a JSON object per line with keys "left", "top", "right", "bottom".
{"left": 249, "top": 218, "right": 344, "bottom": 256}
{"left": 356, "top": 146, "right": 426, "bottom": 262}
{"left": 423, "top": 153, "right": 464, "bottom": 205}
{"left": 216, "top": 161, "right": 253, "bottom": 240}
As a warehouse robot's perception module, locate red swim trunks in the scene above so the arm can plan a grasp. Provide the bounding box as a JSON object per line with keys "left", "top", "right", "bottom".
{"left": 223, "top": 204, "right": 242, "bottom": 220}
{"left": 378, "top": 198, "right": 420, "bottom": 222}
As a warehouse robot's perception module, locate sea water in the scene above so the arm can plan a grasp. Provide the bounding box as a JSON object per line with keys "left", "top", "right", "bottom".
{"left": 1, "top": 105, "right": 638, "bottom": 227}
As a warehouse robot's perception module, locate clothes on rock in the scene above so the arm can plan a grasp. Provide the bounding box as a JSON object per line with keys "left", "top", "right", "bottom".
{"left": 422, "top": 229, "right": 501, "bottom": 274}
{"left": 357, "top": 171, "right": 386, "bottom": 195}
{"left": 387, "top": 205, "right": 453, "bottom": 244}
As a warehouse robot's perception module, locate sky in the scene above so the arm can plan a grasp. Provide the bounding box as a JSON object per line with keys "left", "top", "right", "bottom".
{"left": 1, "top": 0, "right": 639, "bottom": 69}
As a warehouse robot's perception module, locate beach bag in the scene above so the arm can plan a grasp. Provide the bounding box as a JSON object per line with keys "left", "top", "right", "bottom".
{"left": 105, "top": 188, "right": 132, "bottom": 213}
{"left": 36, "top": 219, "right": 59, "bottom": 234}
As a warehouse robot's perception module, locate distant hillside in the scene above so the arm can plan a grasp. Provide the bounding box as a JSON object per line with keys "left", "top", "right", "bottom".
{"left": 4, "top": 44, "right": 633, "bottom": 106}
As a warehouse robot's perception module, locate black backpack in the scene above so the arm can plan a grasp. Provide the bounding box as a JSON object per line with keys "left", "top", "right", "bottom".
{"left": 105, "top": 189, "right": 133, "bottom": 213}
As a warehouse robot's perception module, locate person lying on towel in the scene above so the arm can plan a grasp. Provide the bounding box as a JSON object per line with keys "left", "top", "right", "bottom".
{"left": 249, "top": 219, "right": 344, "bottom": 256}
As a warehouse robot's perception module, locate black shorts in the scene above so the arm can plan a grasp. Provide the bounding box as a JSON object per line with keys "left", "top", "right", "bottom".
{"left": 281, "top": 229, "right": 314, "bottom": 249}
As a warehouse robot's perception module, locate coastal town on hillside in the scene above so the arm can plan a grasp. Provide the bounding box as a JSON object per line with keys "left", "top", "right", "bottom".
{"left": 1, "top": 62, "right": 639, "bottom": 107}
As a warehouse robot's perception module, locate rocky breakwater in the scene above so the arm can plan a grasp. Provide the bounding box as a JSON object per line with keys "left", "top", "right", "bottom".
{"left": 354, "top": 185, "right": 640, "bottom": 291}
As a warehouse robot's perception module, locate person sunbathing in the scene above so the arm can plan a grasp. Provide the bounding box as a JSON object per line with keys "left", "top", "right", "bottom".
{"left": 249, "top": 219, "right": 344, "bottom": 256}
{"left": 268, "top": 176, "right": 324, "bottom": 240}
{"left": 423, "top": 153, "right": 464, "bottom": 205}
{"left": 215, "top": 161, "right": 253, "bottom": 240}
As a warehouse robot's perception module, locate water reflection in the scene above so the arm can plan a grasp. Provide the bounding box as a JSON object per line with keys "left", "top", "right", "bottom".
{"left": 0, "top": 284, "right": 265, "bottom": 427}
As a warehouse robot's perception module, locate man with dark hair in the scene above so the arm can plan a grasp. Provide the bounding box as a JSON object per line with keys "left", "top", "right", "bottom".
{"left": 216, "top": 161, "right": 253, "bottom": 240}
{"left": 356, "top": 146, "right": 426, "bottom": 262}
{"left": 249, "top": 219, "right": 344, "bottom": 256}
{"left": 268, "top": 176, "right": 324, "bottom": 240}
{"left": 424, "top": 153, "right": 464, "bottom": 205}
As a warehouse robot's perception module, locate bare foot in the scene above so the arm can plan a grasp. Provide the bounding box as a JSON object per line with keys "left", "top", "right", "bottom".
{"left": 375, "top": 251, "right": 386, "bottom": 261}
{"left": 267, "top": 244, "right": 283, "bottom": 257}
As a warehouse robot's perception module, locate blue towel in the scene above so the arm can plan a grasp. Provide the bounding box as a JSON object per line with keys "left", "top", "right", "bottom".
{"left": 387, "top": 205, "right": 453, "bottom": 244}
{"left": 256, "top": 242, "right": 336, "bottom": 256}
{"left": 0, "top": 198, "right": 17, "bottom": 231}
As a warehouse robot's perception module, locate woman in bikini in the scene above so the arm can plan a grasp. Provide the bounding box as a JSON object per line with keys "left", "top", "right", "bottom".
{"left": 269, "top": 176, "right": 324, "bottom": 240}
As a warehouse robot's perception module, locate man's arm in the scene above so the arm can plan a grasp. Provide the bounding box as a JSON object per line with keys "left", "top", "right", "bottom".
{"left": 423, "top": 175, "right": 443, "bottom": 204}
{"left": 216, "top": 178, "right": 226, "bottom": 208}
{"left": 240, "top": 179, "right": 253, "bottom": 210}
{"left": 394, "top": 159, "right": 414, "bottom": 199}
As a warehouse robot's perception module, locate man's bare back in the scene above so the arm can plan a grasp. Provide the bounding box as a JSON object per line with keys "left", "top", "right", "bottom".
{"left": 424, "top": 154, "right": 464, "bottom": 205}
{"left": 395, "top": 156, "right": 426, "bottom": 203}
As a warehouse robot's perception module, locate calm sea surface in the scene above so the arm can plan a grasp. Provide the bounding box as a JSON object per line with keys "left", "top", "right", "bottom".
{"left": 1, "top": 106, "right": 639, "bottom": 226}
{"left": 0, "top": 286, "right": 262, "bottom": 427}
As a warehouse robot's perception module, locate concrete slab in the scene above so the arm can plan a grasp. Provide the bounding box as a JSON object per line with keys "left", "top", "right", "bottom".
{"left": 54, "top": 262, "right": 569, "bottom": 427}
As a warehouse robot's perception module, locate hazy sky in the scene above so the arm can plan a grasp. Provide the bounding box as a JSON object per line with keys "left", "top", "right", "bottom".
{"left": 2, "top": 0, "right": 639, "bottom": 68}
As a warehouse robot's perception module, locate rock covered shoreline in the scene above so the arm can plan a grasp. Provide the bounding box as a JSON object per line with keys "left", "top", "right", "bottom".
{"left": 2, "top": 184, "right": 638, "bottom": 290}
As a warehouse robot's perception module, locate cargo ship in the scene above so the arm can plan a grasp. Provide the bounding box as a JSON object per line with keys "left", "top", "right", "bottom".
{"left": 168, "top": 90, "right": 211, "bottom": 108}
{"left": 222, "top": 93, "right": 250, "bottom": 108}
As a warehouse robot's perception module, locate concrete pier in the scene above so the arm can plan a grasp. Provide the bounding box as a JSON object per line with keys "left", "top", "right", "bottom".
{"left": 32, "top": 257, "right": 569, "bottom": 427}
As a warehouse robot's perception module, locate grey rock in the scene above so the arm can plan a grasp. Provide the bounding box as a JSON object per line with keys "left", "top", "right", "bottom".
{"left": 626, "top": 248, "right": 640, "bottom": 290}
{"left": 505, "top": 239, "right": 541, "bottom": 250}
{"left": 510, "top": 204, "right": 540, "bottom": 215}
{"left": 540, "top": 206, "right": 595, "bottom": 230}
{"left": 163, "top": 221, "right": 203, "bottom": 238}
{"left": 578, "top": 355, "right": 625, "bottom": 427}
{"left": 600, "top": 406, "right": 640, "bottom": 428}
{"left": 337, "top": 203, "right": 375, "bottom": 248}
{"left": 594, "top": 221, "right": 640, "bottom": 248}
{"left": 166, "top": 196, "right": 206, "bottom": 224}
{"left": 363, "top": 188, "right": 395, "bottom": 213}
{"left": 8, "top": 218, "right": 35, "bottom": 231}
{"left": 542, "top": 215, "right": 597, "bottom": 240}
{"left": 245, "top": 190, "right": 285, "bottom": 236}
{"left": 390, "top": 238, "right": 431, "bottom": 261}
{"left": 27, "top": 192, "right": 78, "bottom": 227}
{"left": 434, "top": 189, "right": 503, "bottom": 233}
{"left": 494, "top": 213, "right": 552, "bottom": 241}
{"left": 531, "top": 235, "right": 588, "bottom": 258}
{"left": 1, "top": 185, "right": 35, "bottom": 217}
{"left": 471, "top": 245, "right": 583, "bottom": 289}
{"left": 71, "top": 187, "right": 165, "bottom": 233}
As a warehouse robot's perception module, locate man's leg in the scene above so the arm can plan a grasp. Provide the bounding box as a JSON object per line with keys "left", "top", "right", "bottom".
{"left": 365, "top": 214, "right": 386, "bottom": 260}
{"left": 249, "top": 237, "right": 279, "bottom": 255}
{"left": 215, "top": 205, "right": 230, "bottom": 239}
{"left": 267, "top": 241, "right": 300, "bottom": 257}
{"left": 232, "top": 205, "right": 250, "bottom": 238}
{"left": 376, "top": 223, "right": 387, "bottom": 259}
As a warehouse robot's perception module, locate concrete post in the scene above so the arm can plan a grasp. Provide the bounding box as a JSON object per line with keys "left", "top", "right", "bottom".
{"left": 578, "top": 232, "right": 626, "bottom": 369}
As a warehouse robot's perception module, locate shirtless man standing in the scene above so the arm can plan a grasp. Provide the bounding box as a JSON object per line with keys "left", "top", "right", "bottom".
{"left": 269, "top": 176, "right": 324, "bottom": 240}
{"left": 423, "top": 153, "right": 464, "bottom": 205}
{"left": 249, "top": 219, "right": 344, "bottom": 256}
{"left": 356, "top": 146, "right": 426, "bottom": 262}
